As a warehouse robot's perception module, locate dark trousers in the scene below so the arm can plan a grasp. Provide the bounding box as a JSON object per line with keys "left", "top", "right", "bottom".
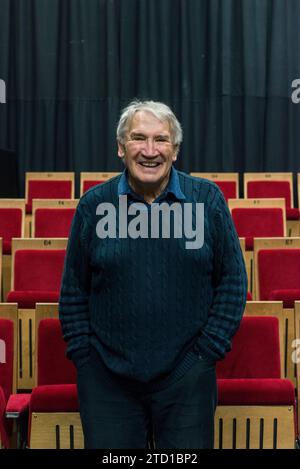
{"left": 76, "top": 346, "right": 217, "bottom": 449}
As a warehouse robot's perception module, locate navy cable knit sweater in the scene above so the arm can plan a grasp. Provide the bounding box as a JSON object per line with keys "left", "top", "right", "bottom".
{"left": 59, "top": 170, "right": 247, "bottom": 391}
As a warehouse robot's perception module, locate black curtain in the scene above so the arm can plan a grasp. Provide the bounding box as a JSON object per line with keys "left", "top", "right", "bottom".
{"left": 0, "top": 0, "right": 300, "bottom": 196}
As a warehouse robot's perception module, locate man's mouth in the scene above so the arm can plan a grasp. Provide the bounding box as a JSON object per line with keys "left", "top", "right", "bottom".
{"left": 138, "top": 161, "right": 162, "bottom": 168}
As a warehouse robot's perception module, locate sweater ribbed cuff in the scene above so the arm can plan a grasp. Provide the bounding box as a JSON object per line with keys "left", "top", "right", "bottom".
{"left": 194, "top": 334, "right": 224, "bottom": 362}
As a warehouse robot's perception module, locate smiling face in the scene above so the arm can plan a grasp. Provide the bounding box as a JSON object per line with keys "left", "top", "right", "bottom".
{"left": 118, "top": 111, "right": 178, "bottom": 200}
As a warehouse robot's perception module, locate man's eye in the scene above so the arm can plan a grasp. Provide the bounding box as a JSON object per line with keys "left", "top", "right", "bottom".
{"left": 131, "top": 135, "right": 145, "bottom": 141}
{"left": 156, "top": 137, "right": 169, "bottom": 143}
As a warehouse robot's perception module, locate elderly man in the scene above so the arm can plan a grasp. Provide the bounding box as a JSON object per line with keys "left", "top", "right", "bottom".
{"left": 59, "top": 100, "right": 247, "bottom": 449}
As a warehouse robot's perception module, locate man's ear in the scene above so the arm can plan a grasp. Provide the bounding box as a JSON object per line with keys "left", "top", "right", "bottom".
{"left": 172, "top": 145, "right": 179, "bottom": 162}
{"left": 117, "top": 142, "right": 125, "bottom": 159}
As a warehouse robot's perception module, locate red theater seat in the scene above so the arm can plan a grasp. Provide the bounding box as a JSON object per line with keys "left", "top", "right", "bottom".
{"left": 215, "top": 316, "right": 296, "bottom": 448}
{"left": 243, "top": 301, "right": 294, "bottom": 382}
{"left": 0, "top": 208, "right": 23, "bottom": 255}
{"left": 217, "top": 315, "right": 294, "bottom": 405}
{"left": 217, "top": 317, "right": 282, "bottom": 380}
{"left": 230, "top": 200, "right": 286, "bottom": 297}
{"left": 231, "top": 207, "right": 285, "bottom": 250}
{"left": 7, "top": 240, "right": 67, "bottom": 390}
{"left": 190, "top": 172, "right": 239, "bottom": 202}
{"left": 257, "top": 248, "right": 300, "bottom": 307}
{"left": 7, "top": 249, "right": 66, "bottom": 308}
{"left": 83, "top": 180, "right": 105, "bottom": 193}
{"left": 80, "top": 172, "right": 120, "bottom": 196}
{"left": 25, "top": 173, "right": 75, "bottom": 214}
{"left": 34, "top": 208, "right": 75, "bottom": 238}
{"left": 269, "top": 289, "right": 300, "bottom": 309}
{"left": 0, "top": 307, "right": 30, "bottom": 449}
{"left": 212, "top": 181, "right": 237, "bottom": 202}
{"left": 28, "top": 317, "right": 81, "bottom": 448}
{"left": 248, "top": 180, "right": 291, "bottom": 208}
{"left": 0, "top": 201, "right": 26, "bottom": 303}
{"left": 36, "top": 319, "right": 76, "bottom": 386}
{"left": 26, "top": 181, "right": 73, "bottom": 214}
{"left": 244, "top": 173, "right": 300, "bottom": 224}
{"left": 30, "top": 384, "right": 78, "bottom": 413}
{"left": 218, "top": 378, "right": 295, "bottom": 406}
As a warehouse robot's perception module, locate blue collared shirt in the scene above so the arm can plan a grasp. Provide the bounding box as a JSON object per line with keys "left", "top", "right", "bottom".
{"left": 117, "top": 166, "right": 186, "bottom": 205}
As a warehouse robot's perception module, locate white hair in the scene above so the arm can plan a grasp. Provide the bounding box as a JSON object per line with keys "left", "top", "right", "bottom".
{"left": 116, "top": 100, "right": 183, "bottom": 147}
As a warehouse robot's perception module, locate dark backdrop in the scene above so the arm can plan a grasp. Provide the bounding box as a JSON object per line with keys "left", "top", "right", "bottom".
{"left": 0, "top": 0, "right": 300, "bottom": 196}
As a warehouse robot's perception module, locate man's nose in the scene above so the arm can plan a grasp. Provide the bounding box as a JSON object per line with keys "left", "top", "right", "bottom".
{"left": 142, "top": 138, "right": 159, "bottom": 156}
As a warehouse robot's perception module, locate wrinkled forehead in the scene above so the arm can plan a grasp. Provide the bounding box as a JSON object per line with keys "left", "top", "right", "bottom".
{"left": 127, "top": 110, "right": 172, "bottom": 136}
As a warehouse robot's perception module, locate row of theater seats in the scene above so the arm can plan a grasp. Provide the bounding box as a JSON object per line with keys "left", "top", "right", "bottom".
{"left": 3, "top": 171, "right": 300, "bottom": 233}
{"left": 23, "top": 170, "right": 300, "bottom": 202}
{"left": 24, "top": 172, "right": 119, "bottom": 212}
{"left": 1, "top": 170, "right": 300, "bottom": 260}
{"left": 2, "top": 170, "right": 300, "bottom": 238}
{"left": 18, "top": 171, "right": 300, "bottom": 232}
{"left": 1, "top": 195, "right": 298, "bottom": 246}
{"left": 0, "top": 301, "right": 298, "bottom": 449}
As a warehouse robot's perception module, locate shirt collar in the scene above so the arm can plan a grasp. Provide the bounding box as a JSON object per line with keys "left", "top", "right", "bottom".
{"left": 117, "top": 166, "right": 186, "bottom": 202}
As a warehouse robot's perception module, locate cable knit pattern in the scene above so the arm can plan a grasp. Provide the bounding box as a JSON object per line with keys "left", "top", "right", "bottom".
{"left": 59, "top": 170, "right": 248, "bottom": 391}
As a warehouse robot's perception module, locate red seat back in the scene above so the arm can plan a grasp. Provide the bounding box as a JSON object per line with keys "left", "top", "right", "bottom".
{"left": 247, "top": 181, "right": 291, "bottom": 209}
{"left": 14, "top": 249, "right": 66, "bottom": 291}
{"left": 232, "top": 208, "right": 284, "bottom": 250}
{"left": 35, "top": 208, "right": 75, "bottom": 237}
{"left": 0, "top": 208, "right": 23, "bottom": 254}
{"left": 216, "top": 316, "right": 281, "bottom": 379}
{"left": 215, "top": 181, "right": 237, "bottom": 201}
{"left": 37, "top": 318, "right": 76, "bottom": 385}
{"left": 83, "top": 180, "right": 104, "bottom": 193}
{"left": 27, "top": 180, "right": 72, "bottom": 213}
{"left": 258, "top": 249, "right": 300, "bottom": 300}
